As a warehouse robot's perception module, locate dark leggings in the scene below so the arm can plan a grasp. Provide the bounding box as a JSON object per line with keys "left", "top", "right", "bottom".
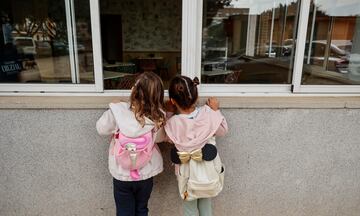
{"left": 113, "top": 177, "right": 153, "bottom": 216}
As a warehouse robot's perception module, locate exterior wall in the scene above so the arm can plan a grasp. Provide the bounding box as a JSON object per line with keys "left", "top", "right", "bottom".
{"left": 1, "top": 108, "right": 360, "bottom": 216}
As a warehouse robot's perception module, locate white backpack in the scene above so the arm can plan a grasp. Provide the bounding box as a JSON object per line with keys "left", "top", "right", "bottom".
{"left": 176, "top": 149, "right": 225, "bottom": 201}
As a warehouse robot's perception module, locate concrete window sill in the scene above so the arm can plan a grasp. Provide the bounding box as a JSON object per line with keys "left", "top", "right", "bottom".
{"left": 0, "top": 95, "right": 360, "bottom": 109}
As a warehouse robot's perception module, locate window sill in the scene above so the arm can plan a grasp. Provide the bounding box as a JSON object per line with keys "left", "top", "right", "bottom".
{"left": 0, "top": 94, "right": 360, "bottom": 109}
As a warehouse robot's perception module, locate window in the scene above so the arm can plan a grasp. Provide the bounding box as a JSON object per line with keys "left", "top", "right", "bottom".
{"left": 301, "top": 0, "right": 360, "bottom": 85}
{"left": 99, "top": 0, "right": 182, "bottom": 90}
{"left": 0, "top": 0, "right": 98, "bottom": 92}
{"left": 201, "top": 0, "right": 300, "bottom": 84}
{"left": 1, "top": 0, "right": 360, "bottom": 95}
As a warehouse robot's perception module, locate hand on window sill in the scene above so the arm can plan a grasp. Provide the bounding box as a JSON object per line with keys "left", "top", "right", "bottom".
{"left": 206, "top": 97, "right": 219, "bottom": 111}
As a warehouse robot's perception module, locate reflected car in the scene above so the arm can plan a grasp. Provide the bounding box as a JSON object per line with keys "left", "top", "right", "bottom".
{"left": 13, "top": 36, "right": 37, "bottom": 58}
{"left": 348, "top": 53, "right": 360, "bottom": 75}
{"left": 304, "top": 40, "right": 350, "bottom": 73}
{"left": 52, "top": 41, "right": 69, "bottom": 56}
{"left": 203, "top": 47, "right": 283, "bottom": 72}
{"left": 76, "top": 43, "right": 86, "bottom": 52}
{"left": 35, "top": 40, "right": 68, "bottom": 57}
{"left": 265, "top": 42, "right": 292, "bottom": 57}
{"left": 35, "top": 41, "right": 52, "bottom": 57}
{"left": 36, "top": 40, "right": 85, "bottom": 56}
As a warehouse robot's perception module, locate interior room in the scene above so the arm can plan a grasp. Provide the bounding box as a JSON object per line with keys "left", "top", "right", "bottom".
{"left": 99, "top": 0, "right": 182, "bottom": 89}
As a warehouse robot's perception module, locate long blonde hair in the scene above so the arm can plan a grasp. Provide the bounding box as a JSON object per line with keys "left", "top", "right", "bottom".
{"left": 130, "top": 72, "right": 165, "bottom": 129}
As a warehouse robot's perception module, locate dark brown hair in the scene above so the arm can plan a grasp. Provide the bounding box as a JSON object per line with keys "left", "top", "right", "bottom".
{"left": 168, "top": 76, "right": 199, "bottom": 110}
{"left": 130, "top": 72, "right": 165, "bottom": 129}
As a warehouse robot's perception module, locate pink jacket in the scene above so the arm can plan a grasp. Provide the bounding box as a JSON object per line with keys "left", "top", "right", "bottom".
{"left": 164, "top": 105, "right": 228, "bottom": 152}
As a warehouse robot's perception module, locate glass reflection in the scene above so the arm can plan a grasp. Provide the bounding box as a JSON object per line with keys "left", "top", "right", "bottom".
{"left": 202, "top": 0, "right": 299, "bottom": 84}
{"left": 0, "top": 0, "right": 94, "bottom": 84}
{"left": 0, "top": 0, "right": 71, "bottom": 83}
{"left": 302, "top": 0, "right": 360, "bottom": 85}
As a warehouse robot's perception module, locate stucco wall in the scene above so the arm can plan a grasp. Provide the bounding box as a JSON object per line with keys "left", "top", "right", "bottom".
{"left": 1, "top": 109, "right": 360, "bottom": 216}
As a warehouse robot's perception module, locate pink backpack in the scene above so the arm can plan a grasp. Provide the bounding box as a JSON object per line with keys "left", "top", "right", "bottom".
{"left": 113, "top": 129, "right": 155, "bottom": 180}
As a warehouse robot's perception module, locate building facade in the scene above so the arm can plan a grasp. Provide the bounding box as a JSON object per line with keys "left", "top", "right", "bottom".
{"left": 1, "top": 0, "right": 360, "bottom": 215}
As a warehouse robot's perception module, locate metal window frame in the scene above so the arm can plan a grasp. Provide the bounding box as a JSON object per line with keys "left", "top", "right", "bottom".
{"left": 291, "top": 0, "right": 360, "bottom": 93}
{"left": 192, "top": 0, "right": 360, "bottom": 94}
{"left": 2, "top": 0, "right": 360, "bottom": 95}
{"left": 0, "top": 0, "right": 101, "bottom": 93}
{"left": 103, "top": 0, "right": 195, "bottom": 94}
{"left": 182, "top": 0, "right": 203, "bottom": 79}
{"left": 191, "top": 0, "right": 298, "bottom": 94}
{"left": 90, "top": 0, "right": 104, "bottom": 92}
{"left": 65, "top": 0, "right": 78, "bottom": 84}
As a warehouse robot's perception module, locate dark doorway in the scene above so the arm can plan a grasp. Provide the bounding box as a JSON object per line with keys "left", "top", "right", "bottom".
{"left": 100, "top": 14, "right": 123, "bottom": 63}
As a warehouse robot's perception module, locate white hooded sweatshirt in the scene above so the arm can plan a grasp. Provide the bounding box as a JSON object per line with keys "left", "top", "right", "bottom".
{"left": 96, "top": 102, "right": 166, "bottom": 181}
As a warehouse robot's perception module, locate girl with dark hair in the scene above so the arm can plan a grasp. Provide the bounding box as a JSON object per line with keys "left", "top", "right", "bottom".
{"left": 165, "top": 75, "right": 228, "bottom": 216}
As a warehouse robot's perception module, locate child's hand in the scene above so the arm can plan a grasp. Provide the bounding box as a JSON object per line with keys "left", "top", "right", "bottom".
{"left": 164, "top": 100, "right": 177, "bottom": 113}
{"left": 206, "top": 97, "right": 219, "bottom": 111}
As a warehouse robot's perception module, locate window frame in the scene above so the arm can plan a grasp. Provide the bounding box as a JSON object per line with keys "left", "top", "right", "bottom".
{"left": 0, "top": 0, "right": 103, "bottom": 93}
{"left": 103, "top": 0, "right": 190, "bottom": 94}
{"left": 290, "top": 0, "right": 360, "bottom": 93}
{"left": 1, "top": 0, "right": 360, "bottom": 95}
{"left": 195, "top": 0, "right": 299, "bottom": 93}
{"left": 193, "top": 0, "right": 360, "bottom": 94}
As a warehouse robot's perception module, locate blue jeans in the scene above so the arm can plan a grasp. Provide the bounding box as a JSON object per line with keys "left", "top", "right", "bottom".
{"left": 113, "top": 177, "right": 153, "bottom": 216}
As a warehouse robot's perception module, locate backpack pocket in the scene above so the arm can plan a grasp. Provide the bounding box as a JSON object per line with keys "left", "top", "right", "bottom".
{"left": 187, "top": 164, "right": 225, "bottom": 199}
{"left": 115, "top": 146, "right": 153, "bottom": 170}
{"left": 114, "top": 130, "right": 154, "bottom": 170}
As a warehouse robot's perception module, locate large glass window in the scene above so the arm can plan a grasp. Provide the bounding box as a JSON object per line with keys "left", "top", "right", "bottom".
{"left": 0, "top": 0, "right": 94, "bottom": 84}
{"left": 301, "top": 0, "right": 360, "bottom": 85}
{"left": 1, "top": 0, "right": 360, "bottom": 94}
{"left": 100, "top": 0, "right": 182, "bottom": 89}
{"left": 201, "top": 0, "right": 299, "bottom": 84}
